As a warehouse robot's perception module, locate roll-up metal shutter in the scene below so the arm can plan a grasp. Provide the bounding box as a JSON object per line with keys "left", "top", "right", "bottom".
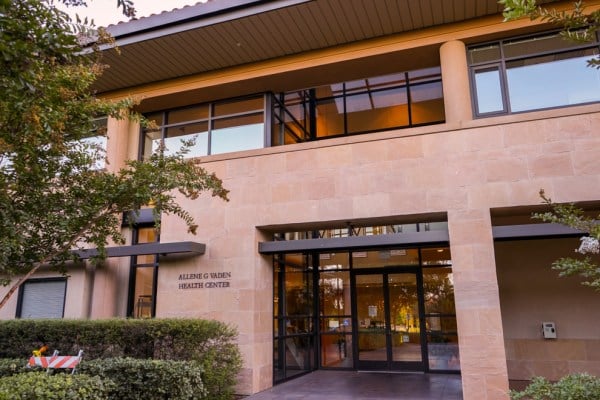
{"left": 18, "top": 279, "right": 66, "bottom": 319}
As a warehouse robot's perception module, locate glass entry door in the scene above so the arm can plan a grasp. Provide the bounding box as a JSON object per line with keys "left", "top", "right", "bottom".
{"left": 354, "top": 271, "right": 425, "bottom": 370}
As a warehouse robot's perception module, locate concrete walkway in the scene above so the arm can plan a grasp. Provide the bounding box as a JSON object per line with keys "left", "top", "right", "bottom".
{"left": 245, "top": 370, "right": 463, "bottom": 400}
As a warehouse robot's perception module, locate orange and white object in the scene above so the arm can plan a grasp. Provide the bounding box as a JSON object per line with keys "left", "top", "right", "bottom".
{"left": 28, "top": 349, "right": 83, "bottom": 374}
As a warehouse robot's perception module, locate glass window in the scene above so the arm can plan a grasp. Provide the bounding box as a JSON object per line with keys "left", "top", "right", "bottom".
{"left": 473, "top": 67, "right": 505, "bottom": 114}
{"left": 129, "top": 227, "right": 158, "bottom": 318}
{"left": 352, "top": 249, "right": 420, "bottom": 268}
{"left": 273, "top": 254, "right": 315, "bottom": 382}
{"left": 469, "top": 31, "right": 600, "bottom": 116}
{"left": 168, "top": 105, "right": 209, "bottom": 124}
{"left": 347, "top": 87, "right": 409, "bottom": 133}
{"left": 410, "top": 81, "right": 445, "bottom": 125}
{"left": 468, "top": 44, "right": 501, "bottom": 64}
{"left": 503, "top": 33, "right": 576, "bottom": 58}
{"left": 163, "top": 122, "right": 209, "bottom": 157}
{"left": 506, "top": 49, "right": 600, "bottom": 112}
{"left": 214, "top": 97, "right": 263, "bottom": 116}
{"left": 17, "top": 279, "right": 66, "bottom": 319}
{"left": 142, "top": 96, "right": 266, "bottom": 159}
{"left": 316, "top": 98, "right": 345, "bottom": 137}
{"left": 319, "top": 270, "right": 351, "bottom": 316}
{"left": 211, "top": 114, "right": 264, "bottom": 154}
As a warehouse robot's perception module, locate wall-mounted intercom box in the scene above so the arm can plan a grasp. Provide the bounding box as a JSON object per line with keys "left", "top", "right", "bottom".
{"left": 542, "top": 322, "right": 557, "bottom": 339}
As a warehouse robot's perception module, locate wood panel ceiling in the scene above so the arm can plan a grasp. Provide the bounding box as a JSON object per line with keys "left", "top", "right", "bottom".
{"left": 96, "top": 0, "right": 559, "bottom": 94}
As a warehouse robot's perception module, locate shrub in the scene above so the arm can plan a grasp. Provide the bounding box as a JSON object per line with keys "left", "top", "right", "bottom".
{"left": 0, "top": 372, "right": 113, "bottom": 400}
{"left": 80, "top": 358, "right": 206, "bottom": 400}
{"left": 0, "top": 359, "right": 30, "bottom": 378}
{"left": 511, "top": 373, "right": 600, "bottom": 400}
{"left": 0, "top": 318, "right": 241, "bottom": 399}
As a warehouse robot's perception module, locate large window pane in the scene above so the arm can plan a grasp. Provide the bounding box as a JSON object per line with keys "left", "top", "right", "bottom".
{"left": 352, "top": 249, "right": 420, "bottom": 268}
{"left": 167, "top": 105, "right": 209, "bottom": 124}
{"left": 347, "top": 87, "right": 409, "bottom": 133}
{"left": 319, "top": 270, "right": 351, "bottom": 316}
{"left": 507, "top": 50, "right": 600, "bottom": 112}
{"left": 211, "top": 114, "right": 264, "bottom": 154}
{"left": 316, "top": 98, "right": 344, "bottom": 137}
{"left": 133, "top": 267, "right": 154, "bottom": 318}
{"left": 468, "top": 44, "right": 501, "bottom": 64}
{"left": 410, "top": 81, "right": 445, "bottom": 125}
{"left": 474, "top": 67, "right": 505, "bottom": 114}
{"left": 213, "top": 97, "right": 263, "bottom": 116}
{"left": 163, "top": 122, "right": 209, "bottom": 157}
{"left": 503, "top": 33, "right": 578, "bottom": 58}
{"left": 423, "top": 267, "right": 455, "bottom": 315}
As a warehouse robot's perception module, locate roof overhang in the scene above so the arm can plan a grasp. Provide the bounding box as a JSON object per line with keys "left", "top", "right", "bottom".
{"left": 95, "top": 0, "right": 562, "bottom": 95}
{"left": 75, "top": 241, "right": 206, "bottom": 259}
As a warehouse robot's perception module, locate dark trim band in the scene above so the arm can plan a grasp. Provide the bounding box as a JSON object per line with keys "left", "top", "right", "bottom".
{"left": 492, "top": 223, "right": 583, "bottom": 240}
{"left": 76, "top": 241, "right": 206, "bottom": 259}
{"left": 258, "top": 231, "right": 449, "bottom": 254}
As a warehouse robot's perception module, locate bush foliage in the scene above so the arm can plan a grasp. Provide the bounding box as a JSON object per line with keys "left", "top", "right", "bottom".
{"left": 511, "top": 373, "right": 600, "bottom": 400}
{"left": 0, "top": 319, "right": 241, "bottom": 399}
{"left": 80, "top": 358, "right": 206, "bottom": 400}
{"left": 0, "top": 372, "right": 113, "bottom": 400}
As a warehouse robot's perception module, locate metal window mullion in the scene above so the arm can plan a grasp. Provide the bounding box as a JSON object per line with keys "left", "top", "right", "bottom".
{"left": 264, "top": 93, "right": 272, "bottom": 148}
{"left": 308, "top": 89, "right": 317, "bottom": 140}
{"left": 497, "top": 39, "right": 511, "bottom": 114}
{"left": 342, "top": 83, "right": 348, "bottom": 135}
{"left": 405, "top": 72, "right": 413, "bottom": 126}
{"left": 207, "top": 103, "right": 214, "bottom": 155}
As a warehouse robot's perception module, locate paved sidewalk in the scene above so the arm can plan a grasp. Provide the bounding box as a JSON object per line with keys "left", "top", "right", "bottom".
{"left": 244, "top": 370, "right": 463, "bottom": 399}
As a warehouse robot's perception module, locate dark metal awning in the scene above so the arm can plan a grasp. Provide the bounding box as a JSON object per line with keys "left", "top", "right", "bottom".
{"left": 75, "top": 241, "right": 205, "bottom": 259}
{"left": 492, "top": 223, "right": 584, "bottom": 240}
{"left": 258, "top": 231, "right": 449, "bottom": 254}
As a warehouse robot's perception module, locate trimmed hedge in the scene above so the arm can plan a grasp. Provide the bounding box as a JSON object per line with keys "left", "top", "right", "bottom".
{"left": 80, "top": 358, "right": 206, "bottom": 400}
{"left": 511, "top": 374, "right": 600, "bottom": 400}
{"left": 0, "top": 372, "right": 113, "bottom": 399}
{"left": 0, "top": 359, "right": 29, "bottom": 378}
{"left": 0, "top": 319, "right": 241, "bottom": 400}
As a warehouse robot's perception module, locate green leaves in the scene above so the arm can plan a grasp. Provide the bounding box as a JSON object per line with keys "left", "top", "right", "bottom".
{"left": 499, "top": 0, "right": 538, "bottom": 21}
{"left": 511, "top": 373, "right": 600, "bottom": 400}
{"left": 499, "top": 0, "right": 600, "bottom": 67}
{"left": 0, "top": 0, "right": 228, "bottom": 307}
{"left": 533, "top": 189, "right": 600, "bottom": 291}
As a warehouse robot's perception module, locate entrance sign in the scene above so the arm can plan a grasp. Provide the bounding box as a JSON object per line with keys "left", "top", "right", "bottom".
{"left": 178, "top": 271, "right": 232, "bottom": 289}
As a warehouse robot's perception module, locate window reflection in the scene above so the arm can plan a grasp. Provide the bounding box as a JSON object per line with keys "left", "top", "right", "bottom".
{"left": 507, "top": 51, "right": 600, "bottom": 112}
{"left": 474, "top": 67, "right": 505, "bottom": 114}
{"left": 273, "top": 254, "right": 315, "bottom": 381}
{"left": 130, "top": 227, "right": 158, "bottom": 319}
{"left": 142, "top": 96, "right": 265, "bottom": 159}
{"left": 470, "top": 31, "right": 600, "bottom": 116}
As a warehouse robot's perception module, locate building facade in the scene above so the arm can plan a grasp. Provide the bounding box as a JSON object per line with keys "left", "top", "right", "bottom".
{"left": 2, "top": 1, "right": 600, "bottom": 399}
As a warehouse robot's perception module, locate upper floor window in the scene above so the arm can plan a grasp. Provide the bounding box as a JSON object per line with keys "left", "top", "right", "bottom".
{"left": 141, "top": 95, "right": 266, "bottom": 159}
{"left": 141, "top": 69, "right": 445, "bottom": 158}
{"left": 272, "top": 68, "right": 445, "bottom": 145}
{"left": 469, "top": 31, "right": 600, "bottom": 116}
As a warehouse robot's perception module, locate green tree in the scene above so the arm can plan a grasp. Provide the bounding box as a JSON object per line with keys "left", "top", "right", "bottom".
{"left": 500, "top": 0, "right": 600, "bottom": 67}
{"left": 532, "top": 190, "right": 600, "bottom": 291}
{"left": 0, "top": 0, "right": 228, "bottom": 309}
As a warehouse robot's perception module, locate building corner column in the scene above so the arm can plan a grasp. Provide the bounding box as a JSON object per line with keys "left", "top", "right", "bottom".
{"left": 440, "top": 40, "right": 473, "bottom": 124}
{"left": 448, "top": 209, "right": 510, "bottom": 400}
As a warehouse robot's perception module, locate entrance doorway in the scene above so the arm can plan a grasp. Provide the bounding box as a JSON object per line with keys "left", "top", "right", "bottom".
{"left": 273, "top": 245, "right": 459, "bottom": 383}
{"left": 354, "top": 270, "right": 425, "bottom": 371}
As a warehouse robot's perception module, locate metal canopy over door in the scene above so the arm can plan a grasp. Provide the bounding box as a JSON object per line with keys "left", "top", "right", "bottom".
{"left": 354, "top": 269, "right": 426, "bottom": 371}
